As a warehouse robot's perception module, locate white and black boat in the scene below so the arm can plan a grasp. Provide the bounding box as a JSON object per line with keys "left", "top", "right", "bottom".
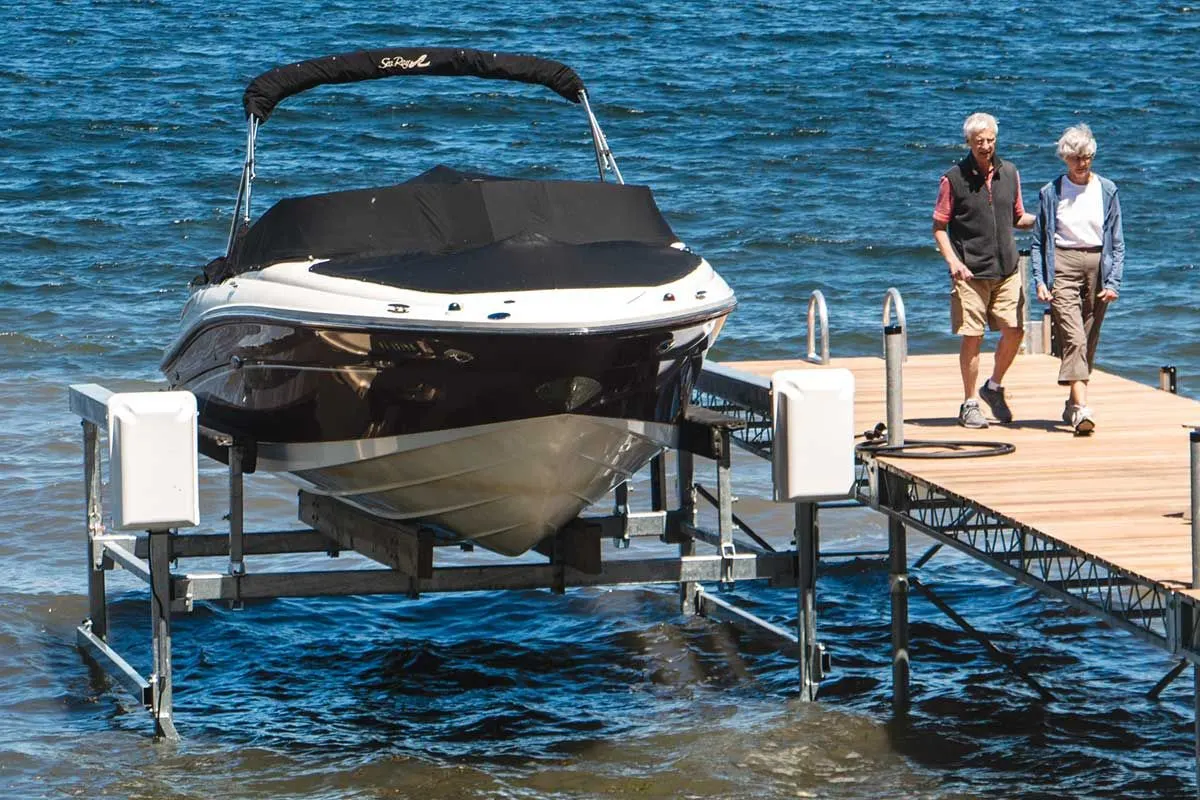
{"left": 162, "top": 47, "right": 736, "bottom": 557}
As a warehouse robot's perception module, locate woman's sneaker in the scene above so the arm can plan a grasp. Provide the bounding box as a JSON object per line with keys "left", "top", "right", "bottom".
{"left": 978, "top": 383, "right": 1013, "bottom": 423}
{"left": 1070, "top": 406, "right": 1095, "bottom": 435}
{"left": 958, "top": 399, "right": 988, "bottom": 429}
{"left": 1062, "top": 401, "right": 1076, "bottom": 424}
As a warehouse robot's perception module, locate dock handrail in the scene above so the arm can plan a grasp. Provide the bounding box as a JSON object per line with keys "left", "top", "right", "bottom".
{"left": 882, "top": 287, "right": 907, "bottom": 363}
{"left": 806, "top": 290, "right": 830, "bottom": 365}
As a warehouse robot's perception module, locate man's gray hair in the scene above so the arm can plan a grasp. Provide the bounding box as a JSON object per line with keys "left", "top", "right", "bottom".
{"left": 962, "top": 112, "right": 998, "bottom": 143}
{"left": 1057, "top": 123, "right": 1097, "bottom": 160}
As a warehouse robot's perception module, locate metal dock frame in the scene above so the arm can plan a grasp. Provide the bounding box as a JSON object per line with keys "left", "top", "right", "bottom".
{"left": 69, "top": 383, "right": 822, "bottom": 739}
{"left": 690, "top": 291, "right": 1200, "bottom": 795}
{"left": 693, "top": 358, "right": 1200, "bottom": 677}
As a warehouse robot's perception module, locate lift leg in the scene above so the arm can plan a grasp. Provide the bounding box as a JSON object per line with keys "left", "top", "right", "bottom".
{"left": 83, "top": 420, "right": 108, "bottom": 640}
{"left": 677, "top": 449, "right": 697, "bottom": 615}
{"left": 148, "top": 528, "right": 179, "bottom": 741}
{"left": 890, "top": 516, "right": 910, "bottom": 711}
{"left": 796, "top": 501, "right": 821, "bottom": 700}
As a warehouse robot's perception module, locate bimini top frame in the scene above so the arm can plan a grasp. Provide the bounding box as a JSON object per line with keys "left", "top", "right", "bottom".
{"left": 226, "top": 46, "right": 625, "bottom": 255}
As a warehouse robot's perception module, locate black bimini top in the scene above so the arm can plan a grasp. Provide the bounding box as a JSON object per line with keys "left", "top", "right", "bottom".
{"left": 244, "top": 47, "right": 586, "bottom": 122}
{"left": 214, "top": 167, "right": 702, "bottom": 293}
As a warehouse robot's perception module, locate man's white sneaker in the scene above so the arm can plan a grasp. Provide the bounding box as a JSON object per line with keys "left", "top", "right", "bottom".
{"left": 1070, "top": 406, "right": 1095, "bottom": 436}
{"left": 958, "top": 400, "right": 988, "bottom": 429}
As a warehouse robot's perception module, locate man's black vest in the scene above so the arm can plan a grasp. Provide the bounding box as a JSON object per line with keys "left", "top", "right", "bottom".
{"left": 944, "top": 154, "right": 1019, "bottom": 280}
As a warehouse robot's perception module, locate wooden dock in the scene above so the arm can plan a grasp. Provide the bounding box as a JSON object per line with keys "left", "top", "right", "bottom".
{"left": 736, "top": 352, "right": 1198, "bottom": 587}
{"left": 695, "top": 350, "right": 1200, "bottom": 669}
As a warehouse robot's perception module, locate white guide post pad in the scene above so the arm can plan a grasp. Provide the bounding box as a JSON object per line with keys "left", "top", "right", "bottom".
{"left": 772, "top": 368, "right": 855, "bottom": 502}
{"left": 107, "top": 391, "right": 199, "bottom": 530}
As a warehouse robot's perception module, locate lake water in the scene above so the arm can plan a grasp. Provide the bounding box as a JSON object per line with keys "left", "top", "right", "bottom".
{"left": 3, "top": 1, "right": 1199, "bottom": 797}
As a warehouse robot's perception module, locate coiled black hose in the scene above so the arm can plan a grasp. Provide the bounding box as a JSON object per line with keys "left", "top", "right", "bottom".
{"left": 854, "top": 423, "right": 1015, "bottom": 459}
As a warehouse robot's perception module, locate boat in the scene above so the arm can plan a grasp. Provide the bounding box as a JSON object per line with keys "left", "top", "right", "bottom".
{"left": 161, "top": 47, "right": 736, "bottom": 557}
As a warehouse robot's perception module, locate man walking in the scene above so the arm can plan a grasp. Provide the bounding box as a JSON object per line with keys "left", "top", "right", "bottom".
{"left": 933, "top": 112, "right": 1034, "bottom": 428}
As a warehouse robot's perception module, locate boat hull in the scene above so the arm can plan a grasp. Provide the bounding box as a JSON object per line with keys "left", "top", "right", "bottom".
{"left": 271, "top": 414, "right": 673, "bottom": 557}
{"left": 165, "top": 313, "right": 722, "bottom": 554}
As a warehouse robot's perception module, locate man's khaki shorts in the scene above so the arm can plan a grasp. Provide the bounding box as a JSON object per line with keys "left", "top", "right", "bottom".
{"left": 950, "top": 270, "right": 1024, "bottom": 335}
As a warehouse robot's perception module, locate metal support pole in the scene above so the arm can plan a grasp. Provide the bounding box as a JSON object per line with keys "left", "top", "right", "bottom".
{"left": 909, "top": 577, "right": 1053, "bottom": 702}
{"left": 1187, "top": 428, "right": 1200, "bottom": 795}
{"left": 649, "top": 453, "right": 668, "bottom": 512}
{"left": 1149, "top": 660, "right": 1188, "bottom": 700}
{"left": 677, "top": 449, "right": 697, "bottom": 615}
{"left": 614, "top": 481, "right": 629, "bottom": 516}
{"left": 229, "top": 445, "right": 245, "bottom": 576}
{"left": 147, "top": 528, "right": 179, "bottom": 741}
{"left": 83, "top": 420, "right": 108, "bottom": 640}
{"left": 1191, "top": 430, "right": 1199, "bottom": 589}
{"left": 1162, "top": 366, "right": 1179, "bottom": 394}
{"left": 1027, "top": 314, "right": 1042, "bottom": 355}
{"left": 885, "top": 324, "right": 905, "bottom": 447}
{"left": 889, "top": 516, "right": 910, "bottom": 711}
{"left": 795, "top": 501, "right": 821, "bottom": 700}
{"left": 228, "top": 444, "right": 245, "bottom": 610}
{"left": 716, "top": 432, "right": 735, "bottom": 586}
{"left": 1018, "top": 251, "right": 1032, "bottom": 353}
{"left": 1042, "top": 310, "right": 1055, "bottom": 358}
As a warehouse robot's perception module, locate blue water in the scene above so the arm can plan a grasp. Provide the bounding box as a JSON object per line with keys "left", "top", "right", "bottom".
{"left": 3, "top": 1, "right": 1199, "bottom": 797}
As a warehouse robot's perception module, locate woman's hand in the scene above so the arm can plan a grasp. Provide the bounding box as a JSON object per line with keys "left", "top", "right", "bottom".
{"left": 1036, "top": 283, "right": 1053, "bottom": 303}
{"left": 1097, "top": 288, "right": 1119, "bottom": 303}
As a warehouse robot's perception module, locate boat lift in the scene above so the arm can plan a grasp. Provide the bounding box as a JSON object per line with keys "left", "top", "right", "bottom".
{"left": 69, "top": 368, "right": 854, "bottom": 739}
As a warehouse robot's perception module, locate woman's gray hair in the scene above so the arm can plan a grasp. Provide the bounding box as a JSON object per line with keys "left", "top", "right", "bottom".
{"left": 1057, "top": 124, "right": 1097, "bottom": 160}
{"left": 962, "top": 112, "right": 998, "bottom": 143}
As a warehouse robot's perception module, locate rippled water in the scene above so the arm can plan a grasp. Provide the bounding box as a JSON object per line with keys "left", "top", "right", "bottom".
{"left": 3, "top": 1, "right": 1199, "bottom": 798}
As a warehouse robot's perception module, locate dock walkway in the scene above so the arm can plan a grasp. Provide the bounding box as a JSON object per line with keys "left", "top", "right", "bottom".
{"left": 696, "top": 352, "right": 1200, "bottom": 663}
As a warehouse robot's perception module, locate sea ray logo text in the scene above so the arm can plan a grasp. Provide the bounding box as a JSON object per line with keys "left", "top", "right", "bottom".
{"left": 380, "top": 54, "right": 431, "bottom": 70}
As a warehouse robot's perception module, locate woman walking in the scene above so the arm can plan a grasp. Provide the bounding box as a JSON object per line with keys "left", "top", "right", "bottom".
{"left": 1030, "top": 124, "right": 1125, "bottom": 434}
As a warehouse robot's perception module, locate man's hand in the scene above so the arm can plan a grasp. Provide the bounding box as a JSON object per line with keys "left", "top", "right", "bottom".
{"left": 1036, "top": 283, "right": 1053, "bottom": 303}
{"left": 1098, "top": 288, "right": 1118, "bottom": 303}
{"left": 949, "top": 261, "right": 973, "bottom": 282}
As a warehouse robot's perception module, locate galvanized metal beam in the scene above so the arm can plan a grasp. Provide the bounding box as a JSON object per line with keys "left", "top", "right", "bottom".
{"left": 171, "top": 551, "right": 797, "bottom": 609}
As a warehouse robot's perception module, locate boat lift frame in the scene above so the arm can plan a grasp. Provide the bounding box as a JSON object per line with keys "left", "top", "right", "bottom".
{"left": 69, "top": 383, "right": 825, "bottom": 740}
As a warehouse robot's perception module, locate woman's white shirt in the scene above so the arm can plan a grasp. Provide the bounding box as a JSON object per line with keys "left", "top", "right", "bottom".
{"left": 1053, "top": 174, "right": 1104, "bottom": 248}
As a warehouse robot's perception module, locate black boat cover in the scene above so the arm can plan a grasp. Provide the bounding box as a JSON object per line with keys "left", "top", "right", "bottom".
{"left": 244, "top": 47, "right": 585, "bottom": 122}
{"left": 208, "top": 167, "right": 701, "bottom": 291}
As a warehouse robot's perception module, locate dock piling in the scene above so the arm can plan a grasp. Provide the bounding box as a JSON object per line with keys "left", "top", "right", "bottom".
{"left": 889, "top": 516, "right": 910, "bottom": 711}
{"left": 1162, "top": 366, "right": 1179, "bottom": 394}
